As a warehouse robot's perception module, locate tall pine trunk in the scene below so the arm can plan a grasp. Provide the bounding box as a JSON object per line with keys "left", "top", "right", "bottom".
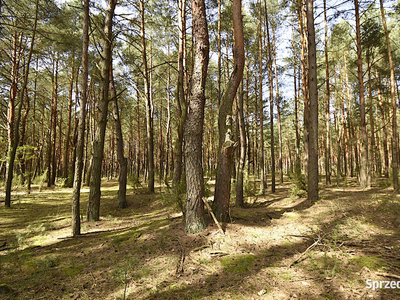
{"left": 379, "top": 0, "right": 399, "bottom": 191}
{"left": 184, "top": 0, "right": 209, "bottom": 233}
{"left": 87, "top": 0, "right": 116, "bottom": 221}
{"left": 306, "top": 0, "right": 318, "bottom": 202}
{"left": 213, "top": 0, "right": 245, "bottom": 223}
{"left": 173, "top": 0, "right": 187, "bottom": 189}
{"left": 71, "top": 0, "right": 89, "bottom": 236}
{"left": 140, "top": 0, "right": 154, "bottom": 193}
{"left": 5, "top": 0, "right": 38, "bottom": 207}
{"left": 110, "top": 60, "right": 128, "bottom": 208}
{"left": 355, "top": 0, "right": 369, "bottom": 189}
{"left": 323, "top": 0, "right": 331, "bottom": 186}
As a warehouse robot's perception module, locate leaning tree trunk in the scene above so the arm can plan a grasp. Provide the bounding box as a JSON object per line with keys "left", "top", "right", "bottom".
{"left": 87, "top": 0, "right": 116, "bottom": 221}
{"left": 306, "top": 0, "right": 318, "bottom": 202}
{"left": 213, "top": 0, "right": 245, "bottom": 223}
{"left": 110, "top": 59, "right": 128, "bottom": 208}
{"left": 184, "top": 0, "right": 209, "bottom": 233}
{"left": 71, "top": 0, "right": 89, "bottom": 236}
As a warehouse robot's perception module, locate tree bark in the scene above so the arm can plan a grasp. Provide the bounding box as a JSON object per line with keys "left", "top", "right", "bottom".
{"left": 379, "top": 0, "right": 398, "bottom": 191}
{"left": 323, "top": 0, "right": 331, "bottom": 186}
{"left": 51, "top": 54, "right": 59, "bottom": 186}
{"left": 272, "top": 27, "right": 283, "bottom": 185}
{"left": 306, "top": 0, "right": 318, "bottom": 202}
{"left": 376, "top": 68, "right": 389, "bottom": 178}
{"left": 110, "top": 60, "right": 128, "bottom": 208}
{"left": 213, "top": 0, "right": 245, "bottom": 223}
{"left": 184, "top": 0, "right": 209, "bottom": 233}
{"left": 355, "top": 0, "right": 369, "bottom": 189}
{"left": 258, "top": 0, "right": 266, "bottom": 194}
{"left": 5, "top": 0, "right": 38, "bottom": 207}
{"left": 236, "top": 81, "right": 246, "bottom": 208}
{"left": 71, "top": 0, "right": 89, "bottom": 236}
{"left": 87, "top": 0, "right": 116, "bottom": 221}
{"left": 140, "top": 0, "right": 154, "bottom": 193}
{"left": 63, "top": 48, "right": 75, "bottom": 178}
{"left": 265, "top": 0, "right": 275, "bottom": 192}
{"left": 173, "top": 0, "right": 187, "bottom": 189}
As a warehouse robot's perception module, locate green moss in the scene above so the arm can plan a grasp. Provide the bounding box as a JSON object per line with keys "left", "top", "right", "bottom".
{"left": 350, "top": 255, "right": 387, "bottom": 271}
{"left": 220, "top": 254, "right": 255, "bottom": 274}
{"left": 63, "top": 265, "right": 85, "bottom": 277}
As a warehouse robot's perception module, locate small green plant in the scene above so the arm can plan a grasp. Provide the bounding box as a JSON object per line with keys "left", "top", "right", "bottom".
{"left": 33, "top": 171, "right": 48, "bottom": 192}
{"left": 244, "top": 180, "right": 257, "bottom": 198}
{"left": 29, "top": 255, "right": 57, "bottom": 272}
{"left": 288, "top": 171, "right": 307, "bottom": 199}
{"left": 128, "top": 174, "right": 141, "bottom": 189}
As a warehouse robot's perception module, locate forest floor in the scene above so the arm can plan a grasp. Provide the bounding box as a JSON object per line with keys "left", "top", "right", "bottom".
{"left": 1, "top": 176, "right": 400, "bottom": 299}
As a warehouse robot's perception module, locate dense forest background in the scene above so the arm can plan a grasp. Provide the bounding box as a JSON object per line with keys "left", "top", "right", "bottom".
{"left": 2, "top": 0, "right": 400, "bottom": 226}
{"left": 2, "top": 0, "right": 400, "bottom": 298}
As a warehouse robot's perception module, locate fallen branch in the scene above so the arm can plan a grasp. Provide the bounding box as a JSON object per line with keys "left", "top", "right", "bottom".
{"left": 175, "top": 238, "right": 185, "bottom": 276}
{"left": 202, "top": 198, "right": 224, "bottom": 235}
{"left": 191, "top": 258, "right": 216, "bottom": 273}
{"left": 285, "top": 234, "right": 314, "bottom": 240}
{"left": 288, "top": 237, "right": 321, "bottom": 267}
{"left": 376, "top": 272, "right": 400, "bottom": 280}
{"left": 191, "top": 244, "right": 210, "bottom": 252}
{"left": 209, "top": 251, "right": 229, "bottom": 257}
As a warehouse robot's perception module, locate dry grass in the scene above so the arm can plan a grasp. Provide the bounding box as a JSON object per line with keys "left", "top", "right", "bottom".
{"left": 1, "top": 177, "right": 400, "bottom": 299}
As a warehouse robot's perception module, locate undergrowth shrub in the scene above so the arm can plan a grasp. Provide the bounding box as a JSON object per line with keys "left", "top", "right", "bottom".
{"left": 244, "top": 180, "right": 257, "bottom": 198}
{"left": 288, "top": 171, "right": 307, "bottom": 199}
{"left": 128, "top": 174, "right": 141, "bottom": 189}
{"left": 33, "top": 171, "right": 47, "bottom": 192}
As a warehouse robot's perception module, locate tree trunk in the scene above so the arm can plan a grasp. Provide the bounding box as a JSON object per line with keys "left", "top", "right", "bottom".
{"left": 292, "top": 25, "right": 301, "bottom": 176}
{"left": 213, "top": 0, "right": 245, "bottom": 223}
{"left": 236, "top": 81, "right": 246, "bottom": 208}
{"left": 376, "top": 68, "right": 389, "bottom": 178}
{"left": 110, "top": 60, "right": 128, "bottom": 208}
{"left": 71, "top": 0, "right": 89, "bottom": 236}
{"left": 173, "top": 0, "right": 187, "bottom": 189}
{"left": 87, "top": 0, "right": 116, "bottom": 221}
{"left": 306, "top": 0, "right": 318, "bottom": 202}
{"left": 50, "top": 55, "right": 59, "bottom": 186}
{"left": 5, "top": 0, "right": 38, "bottom": 207}
{"left": 272, "top": 27, "right": 283, "bottom": 185}
{"left": 379, "top": 0, "right": 399, "bottom": 191}
{"left": 355, "top": 0, "right": 369, "bottom": 189}
{"left": 63, "top": 48, "right": 75, "bottom": 178}
{"left": 258, "top": 0, "right": 266, "bottom": 194}
{"left": 140, "top": 0, "right": 154, "bottom": 193}
{"left": 323, "top": 0, "right": 331, "bottom": 186}
{"left": 265, "top": 1, "right": 275, "bottom": 192}
{"left": 184, "top": 0, "right": 209, "bottom": 233}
